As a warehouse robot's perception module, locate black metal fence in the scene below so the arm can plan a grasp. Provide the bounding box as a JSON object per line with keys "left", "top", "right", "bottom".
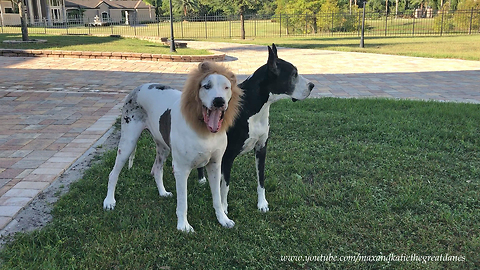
{"left": 1, "top": 9, "right": 479, "bottom": 38}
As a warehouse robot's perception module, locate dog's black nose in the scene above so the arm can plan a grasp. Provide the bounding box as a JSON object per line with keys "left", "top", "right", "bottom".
{"left": 212, "top": 97, "right": 225, "bottom": 108}
{"left": 308, "top": 82, "right": 314, "bottom": 91}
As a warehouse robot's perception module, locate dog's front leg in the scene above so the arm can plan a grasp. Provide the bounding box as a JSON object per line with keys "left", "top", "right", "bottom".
{"left": 255, "top": 140, "right": 269, "bottom": 212}
{"left": 174, "top": 165, "right": 194, "bottom": 232}
{"left": 206, "top": 161, "right": 235, "bottom": 228}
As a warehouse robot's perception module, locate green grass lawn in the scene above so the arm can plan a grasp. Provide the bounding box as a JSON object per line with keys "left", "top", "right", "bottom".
{"left": 2, "top": 22, "right": 480, "bottom": 60}
{"left": 0, "top": 34, "right": 211, "bottom": 55}
{"left": 0, "top": 98, "right": 479, "bottom": 269}
{"left": 209, "top": 35, "right": 480, "bottom": 61}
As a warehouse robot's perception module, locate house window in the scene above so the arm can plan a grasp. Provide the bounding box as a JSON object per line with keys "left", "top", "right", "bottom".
{"left": 51, "top": 8, "right": 61, "bottom": 21}
{"left": 5, "top": 7, "right": 19, "bottom": 14}
{"left": 49, "top": 0, "right": 61, "bottom": 7}
{"left": 101, "top": 12, "right": 109, "bottom": 21}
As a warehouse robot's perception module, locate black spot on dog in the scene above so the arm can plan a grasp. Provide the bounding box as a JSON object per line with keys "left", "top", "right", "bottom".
{"left": 124, "top": 116, "right": 131, "bottom": 124}
{"left": 148, "top": 84, "right": 171, "bottom": 90}
{"left": 127, "top": 99, "right": 133, "bottom": 104}
{"left": 159, "top": 109, "right": 171, "bottom": 148}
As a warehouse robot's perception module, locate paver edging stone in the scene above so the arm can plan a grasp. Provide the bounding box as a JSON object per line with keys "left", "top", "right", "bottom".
{"left": 0, "top": 48, "right": 225, "bottom": 62}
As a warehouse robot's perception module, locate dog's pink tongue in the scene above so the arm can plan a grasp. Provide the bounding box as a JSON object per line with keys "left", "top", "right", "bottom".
{"left": 207, "top": 109, "right": 223, "bottom": 133}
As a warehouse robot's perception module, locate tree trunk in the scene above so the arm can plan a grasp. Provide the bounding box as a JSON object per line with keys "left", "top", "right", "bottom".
{"left": 240, "top": 8, "right": 245, "bottom": 40}
{"left": 395, "top": 0, "right": 398, "bottom": 16}
{"left": 154, "top": 0, "right": 160, "bottom": 19}
{"left": 18, "top": 0, "right": 29, "bottom": 41}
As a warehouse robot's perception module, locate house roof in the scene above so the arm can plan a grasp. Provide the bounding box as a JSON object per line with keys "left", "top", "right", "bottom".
{"left": 65, "top": 0, "right": 151, "bottom": 10}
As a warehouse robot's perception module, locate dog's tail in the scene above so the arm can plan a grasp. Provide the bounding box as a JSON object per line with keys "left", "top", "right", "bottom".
{"left": 128, "top": 145, "right": 137, "bottom": 169}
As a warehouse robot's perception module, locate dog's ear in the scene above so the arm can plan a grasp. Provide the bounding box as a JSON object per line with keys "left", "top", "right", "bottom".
{"left": 198, "top": 61, "right": 211, "bottom": 73}
{"left": 271, "top": 43, "right": 278, "bottom": 57}
{"left": 267, "top": 45, "right": 279, "bottom": 75}
{"left": 227, "top": 71, "right": 237, "bottom": 85}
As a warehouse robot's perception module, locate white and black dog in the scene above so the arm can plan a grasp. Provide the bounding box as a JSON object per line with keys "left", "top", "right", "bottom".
{"left": 103, "top": 61, "right": 243, "bottom": 232}
{"left": 198, "top": 44, "right": 314, "bottom": 213}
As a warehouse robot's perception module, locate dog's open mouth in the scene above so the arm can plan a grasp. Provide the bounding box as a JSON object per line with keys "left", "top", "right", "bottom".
{"left": 202, "top": 106, "right": 225, "bottom": 133}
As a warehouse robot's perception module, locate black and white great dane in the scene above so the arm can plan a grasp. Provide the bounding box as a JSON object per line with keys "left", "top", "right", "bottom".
{"left": 198, "top": 44, "right": 315, "bottom": 213}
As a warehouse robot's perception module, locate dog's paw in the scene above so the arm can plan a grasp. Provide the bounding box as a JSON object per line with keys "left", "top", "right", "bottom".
{"left": 220, "top": 218, "right": 235, "bottom": 228}
{"left": 217, "top": 213, "right": 235, "bottom": 228}
{"left": 103, "top": 198, "right": 116, "bottom": 210}
{"left": 257, "top": 201, "right": 269, "bottom": 213}
{"left": 177, "top": 222, "right": 195, "bottom": 233}
{"left": 198, "top": 177, "right": 207, "bottom": 185}
{"left": 159, "top": 191, "right": 173, "bottom": 197}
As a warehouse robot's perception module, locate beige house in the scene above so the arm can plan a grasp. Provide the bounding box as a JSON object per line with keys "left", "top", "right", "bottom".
{"left": 0, "top": 0, "right": 23, "bottom": 25}
{"left": 0, "top": 0, "right": 154, "bottom": 26}
{"left": 66, "top": 0, "right": 155, "bottom": 25}
{"left": 0, "top": 0, "right": 67, "bottom": 25}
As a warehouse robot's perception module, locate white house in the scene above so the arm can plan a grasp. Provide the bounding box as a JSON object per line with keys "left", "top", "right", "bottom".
{"left": 0, "top": 0, "right": 154, "bottom": 26}
{"left": 65, "top": 0, "right": 155, "bottom": 25}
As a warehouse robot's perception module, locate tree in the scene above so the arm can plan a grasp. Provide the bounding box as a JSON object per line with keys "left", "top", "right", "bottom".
{"left": 457, "top": 0, "right": 480, "bottom": 9}
{"left": 215, "top": 0, "right": 259, "bottom": 39}
{"left": 319, "top": 0, "right": 340, "bottom": 31}
{"left": 143, "top": 0, "right": 163, "bottom": 18}
{"left": 410, "top": 0, "right": 428, "bottom": 10}
{"left": 455, "top": 0, "right": 480, "bottom": 31}
{"left": 11, "top": 0, "right": 29, "bottom": 41}
{"left": 174, "top": 0, "right": 199, "bottom": 16}
{"left": 276, "top": 0, "right": 322, "bottom": 34}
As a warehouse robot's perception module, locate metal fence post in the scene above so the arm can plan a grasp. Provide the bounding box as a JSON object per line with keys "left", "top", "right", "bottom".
{"left": 286, "top": 15, "right": 289, "bottom": 35}
{"left": 358, "top": 11, "right": 361, "bottom": 36}
{"left": 229, "top": 15, "right": 232, "bottom": 39}
{"left": 254, "top": 15, "right": 257, "bottom": 37}
{"left": 157, "top": 17, "right": 160, "bottom": 37}
{"left": 279, "top": 14, "right": 282, "bottom": 37}
{"left": 205, "top": 14, "right": 207, "bottom": 39}
{"left": 181, "top": 18, "right": 184, "bottom": 38}
{"left": 305, "top": 12, "right": 308, "bottom": 34}
{"left": 469, "top": 8, "right": 474, "bottom": 34}
{"left": 134, "top": 18, "right": 137, "bottom": 36}
{"left": 360, "top": 2, "right": 365, "bottom": 47}
{"left": 412, "top": 14, "right": 415, "bottom": 36}
{"left": 44, "top": 18, "right": 47, "bottom": 34}
{"left": 331, "top": 12, "right": 334, "bottom": 35}
{"left": 88, "top": 18, "right": 91, "bottom": 35}
{"left": 440, "top": 11, "right": 444, "bottom": 36}
{"left": 384, "top": 12, "right": 388, "bottom": 36}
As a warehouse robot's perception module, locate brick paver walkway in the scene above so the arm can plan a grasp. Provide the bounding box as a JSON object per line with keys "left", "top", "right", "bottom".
{"left": 1, "top": 41, "right": 480, "bottom": 231}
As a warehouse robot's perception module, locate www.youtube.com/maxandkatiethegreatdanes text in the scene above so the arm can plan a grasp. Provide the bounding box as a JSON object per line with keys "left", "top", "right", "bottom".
{"left": 280, "top": 253, "right": 466, "bottom": 264}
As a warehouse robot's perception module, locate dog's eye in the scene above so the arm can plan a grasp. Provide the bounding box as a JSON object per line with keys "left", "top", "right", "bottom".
{"left": 225, "top": 86, "right": 230, "bottom": 90}
{"left": 203, "top": 83, "right": 211, "bottom": 90}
